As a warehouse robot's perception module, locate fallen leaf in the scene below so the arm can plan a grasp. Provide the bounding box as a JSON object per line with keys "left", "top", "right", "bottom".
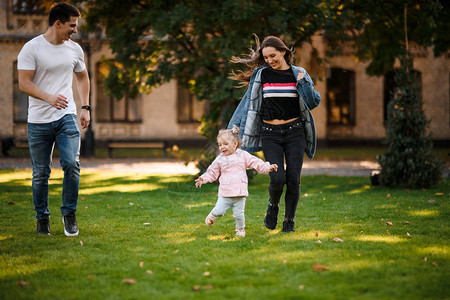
{"left": 435, "top": 192, "right": 443, "bottom": 196}
{"left": 17, "top": 281, "right": 30, "bottom": 286}
{"left": 432, "top": 261, "right": 438, "bottom": 267}
{"left": 386, "top": 222, "right": 393, "bottom": 226}
{"left": 88, "top": 274, "right": 93, "bottom": 279}
{"left": 146, "top": 270, "right": 153, "bottom": 274}
{"left": 386, "top": 230, "right": 390, "bottom": 235}
{"left": 299, "top": 285, "right": 305, "bottom": 290}
{"left": 174, "top": 249, "right": 179, "bottom": 254}
{"left": 333, "top": 237, "right": 344, "bottom": 242}
{"left": 122, "top": 278, "right": 136, "bottom": 284}
{"left": 316, "top": 240, "right": 322, "bottom": 244}
{"left": 406, "top": 232, "right": 411, "bottom": 236}
{"left": 202, "top": 271, "right": 210, "bottom": 276}
{"left": 315, "top": 231, "right": 319, "bottom": 237}
{"left": 80, "top": 240, "right": 84, "bottom": 246}
{"left": 386, "top": 194, "right": 391, "bottom": 198}
{"left": 424, "top": 257, "right": 428, "bottom": 262}
{"left": 8, "top": 201, "right": 16, "bottom": 205}
{"left": 139, "top": 261, "right": 144, "bottom": 268}
{"left": 313, "top": 264, "right": 330, "bottom": 271}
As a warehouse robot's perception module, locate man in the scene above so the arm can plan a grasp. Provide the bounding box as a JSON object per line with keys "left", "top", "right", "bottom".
{"left": 17, "top": 3, "right": 90, "bottom": 236}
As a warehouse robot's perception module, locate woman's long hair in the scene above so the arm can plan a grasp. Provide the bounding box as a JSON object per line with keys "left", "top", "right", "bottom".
{"left": 230, "top": 35, "right": 293, "bottom": 84}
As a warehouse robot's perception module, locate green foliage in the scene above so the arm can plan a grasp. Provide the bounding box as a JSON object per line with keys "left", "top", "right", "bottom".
{"left": 377, "top": 56, "right": 443, "bottom": 188}
{"left": 67, "top": 0, "right": 449, "bottom": 174}
{"left": 323, "top": 0, "right": 449, "bottom": 76}
{"left": 70, "top": 0, "right": 328, "bottom": 139}
{"left": 1, "top": 169, "right": 449, "bottom": 299}
{"left": 68, "top": 0, "right": 450, "bottom": 125}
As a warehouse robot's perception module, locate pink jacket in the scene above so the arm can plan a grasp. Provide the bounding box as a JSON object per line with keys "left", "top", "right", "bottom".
{"left": 200, "top": 149, "right": 272, "bottom": 197}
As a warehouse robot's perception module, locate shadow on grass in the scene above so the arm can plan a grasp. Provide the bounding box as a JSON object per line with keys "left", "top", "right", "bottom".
{"left": 0, "top": 171, "right": 448, "bottom": 299}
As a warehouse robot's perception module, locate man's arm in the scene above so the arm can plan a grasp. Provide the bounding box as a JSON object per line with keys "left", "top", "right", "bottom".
{"left": 18, "top": 69, "right": 68, "bottom": 109}
{"left": 74, "top": 69, "right": 90, "bottom": 129}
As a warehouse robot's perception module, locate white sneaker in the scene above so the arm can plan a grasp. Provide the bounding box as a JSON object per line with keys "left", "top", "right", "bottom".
{"left": 205, "top": 212, "right": 217, "bottom": 226}
{"left": 235, "top": 228, "right": 245, "bottom": 237}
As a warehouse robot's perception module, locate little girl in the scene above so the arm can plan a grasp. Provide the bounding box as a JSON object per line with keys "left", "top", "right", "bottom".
{"left": 195, "top": 126, "right": 277, "bottom": 237}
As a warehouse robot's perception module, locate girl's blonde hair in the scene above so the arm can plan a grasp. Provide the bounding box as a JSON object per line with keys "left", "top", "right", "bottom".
{"left": 217, "top": 125, "right": 241, "bottom": 148}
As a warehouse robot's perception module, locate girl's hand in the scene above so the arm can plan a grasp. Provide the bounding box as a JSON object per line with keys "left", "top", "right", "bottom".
{"left": 269, "top": 164, "right": 278, "bottom": 172}
{"left": 195, "top": 177, "right": 204, "bottom": 188}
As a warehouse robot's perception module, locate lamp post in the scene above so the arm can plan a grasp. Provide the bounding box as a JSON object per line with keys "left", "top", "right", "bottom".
{"left": 78, "top": 27, "right": 103, "bottom": 157}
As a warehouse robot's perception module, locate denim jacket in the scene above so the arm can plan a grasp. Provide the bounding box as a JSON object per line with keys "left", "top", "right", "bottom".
{"left": 227, "top": 64, "right": 321, "bottom": 159}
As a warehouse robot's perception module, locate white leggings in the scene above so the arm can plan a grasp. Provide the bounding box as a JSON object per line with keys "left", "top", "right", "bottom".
{"left": 211, "top": 196, "right": 246, "bottom": 228}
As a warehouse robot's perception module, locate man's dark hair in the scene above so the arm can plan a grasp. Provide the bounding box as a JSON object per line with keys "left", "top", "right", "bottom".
{"left": 49, "top": 2, "right": 80, "bottom": 26}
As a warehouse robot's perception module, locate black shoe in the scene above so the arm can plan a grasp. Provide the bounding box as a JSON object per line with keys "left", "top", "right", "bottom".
{"left": 264, "top": 203, "right": 279, "bottom": 229}
{"left": 37, "top": 218, "right": 51, "bottom": 235}
{"left": 282, "top": 218, "right": 295, "bottom": 233}
{"left": 62, "top": 213, "right": 79, "bottom": 237}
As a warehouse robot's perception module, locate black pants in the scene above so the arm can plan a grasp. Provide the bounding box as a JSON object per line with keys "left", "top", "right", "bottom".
{"left": 260, "top": 119, "right": 306, "bottom": 220}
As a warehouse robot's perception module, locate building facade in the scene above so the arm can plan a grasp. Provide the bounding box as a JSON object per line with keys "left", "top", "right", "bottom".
{"left": 1, "top": 0, "right": 448, "bottom": 152}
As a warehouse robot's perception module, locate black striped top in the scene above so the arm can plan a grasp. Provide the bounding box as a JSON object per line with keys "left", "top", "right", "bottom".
{"left": 261, "top": 68, "right": 300, "bottom": 121}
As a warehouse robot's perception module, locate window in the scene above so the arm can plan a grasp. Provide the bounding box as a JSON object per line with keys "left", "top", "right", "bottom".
{"left": 12, "top": 0, "right": 44, "bottom": 15}
{"left": 326, "top": 68, "right": 355, "bottom": 125}
{"left": 383, "top": 70, "right": 422, "bottom": 124}
{"left": 177, "top": 85, "right": 203, "bottom": 123}
{"left": 96, "top": 61, "right": 142, "bottom": 123}
{"left": 13, "top": 61, "right": 28, "bottom": 123}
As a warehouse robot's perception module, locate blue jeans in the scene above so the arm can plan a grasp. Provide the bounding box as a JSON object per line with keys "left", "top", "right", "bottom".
{"left": 28, "top": 114, "right": 81, "bottom": 219}
{"left": 260, "top": 119, "right": 306, "bottom": 220}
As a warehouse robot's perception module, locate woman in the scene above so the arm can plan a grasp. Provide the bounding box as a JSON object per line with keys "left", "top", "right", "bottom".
{"left": 228, "top": 36, "right": 321, "bottom": 232}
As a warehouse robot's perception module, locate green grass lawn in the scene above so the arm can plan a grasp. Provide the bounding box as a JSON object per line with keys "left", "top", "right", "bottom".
{"left": 0, "top": 170, "right": 448, "bottom": 299}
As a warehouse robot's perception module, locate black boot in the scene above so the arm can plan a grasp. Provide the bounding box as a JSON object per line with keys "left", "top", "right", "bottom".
{"left": 37, "top": 218, "right": 51, "bottom": 235}
{"left": 62, "top": 212, "right": 79, "bottom": 237}
{"left": 282, "top": 218, "right": 295, "bottom": 233}
{"left": 264, "top": 203, "right": 279, "bottom": 229}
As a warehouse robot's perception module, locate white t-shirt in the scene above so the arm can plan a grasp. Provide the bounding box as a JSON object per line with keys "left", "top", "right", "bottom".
{"left": 17, "top": 34, "right": 86, "bottom": 123}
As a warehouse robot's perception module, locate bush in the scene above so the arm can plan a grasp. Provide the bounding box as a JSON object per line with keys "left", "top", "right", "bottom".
{"left": 377, "top": 56, "right": 443, "bottom": 188}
